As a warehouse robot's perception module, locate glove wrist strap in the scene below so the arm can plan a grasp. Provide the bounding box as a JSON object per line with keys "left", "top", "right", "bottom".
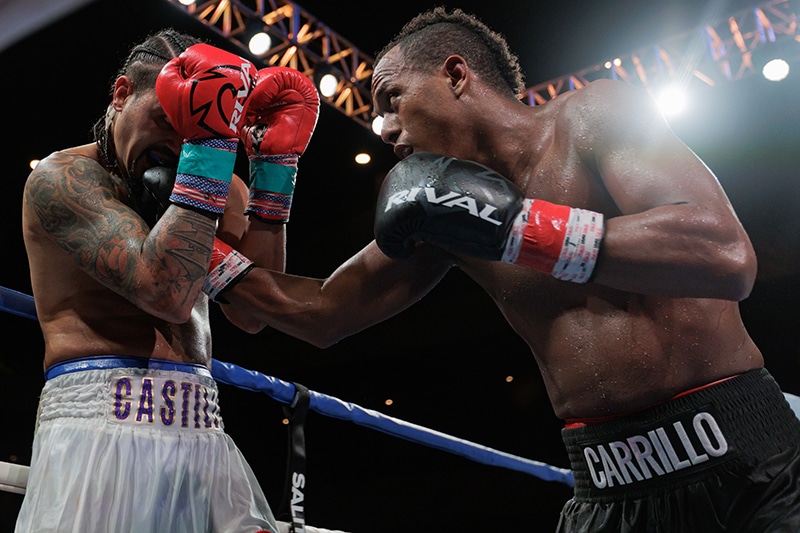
{"left": 245, "top": 160, "right": 297, "bottom": 223}
{"left": 203, "top": 238, "right": 254, "bottom": 302}
{"left": 170, "top": 139, "right": 237, "bottom": 218}
{"left": 503, "top": 199, "right": 604, "bottom": 283}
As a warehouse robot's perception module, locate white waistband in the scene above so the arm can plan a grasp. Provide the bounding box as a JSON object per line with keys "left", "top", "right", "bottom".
{"left": 39, "top": 362, "right": 224, "bottom": 432}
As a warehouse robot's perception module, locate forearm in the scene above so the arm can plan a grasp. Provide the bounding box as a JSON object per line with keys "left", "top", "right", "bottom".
{"left": 591, "top": 204, "right": 757, "bottom": 300}
{"left": 222, "top": 269, "right": 338, "bottom": 343}
{"left": 222, "top": 242, "right": 451, "bottom": 345}
{"left": 133, "top": 205, "right": 218, "bottom": 322}
{"left": 238, "top": 218, "right": 286, "bottom": 272}
{"left": 216, "top": 66, "right": 317, "bottom": 331}
{"left": 215, "top": 219, "right": 286, "bottom": 333}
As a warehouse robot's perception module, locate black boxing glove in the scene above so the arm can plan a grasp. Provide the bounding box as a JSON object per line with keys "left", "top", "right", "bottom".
{"left": 374, "top": 152, "right": 604, "bottom": 283}
{"left": 141, "top": 166, "right": 177, "bottom": 227}
{"left": 374, "top": 152, "right": 523, "bottom": 260}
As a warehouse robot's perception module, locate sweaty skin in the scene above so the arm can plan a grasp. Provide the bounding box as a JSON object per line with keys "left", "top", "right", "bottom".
{"left": 220, "top": 46, "right": 762, "bottom": 420}
{"left": 23, "top": 83, "right": 284, "bottom": 371}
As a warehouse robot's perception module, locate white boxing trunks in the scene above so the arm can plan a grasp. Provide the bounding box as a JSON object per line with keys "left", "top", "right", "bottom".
{"left": 15, "top": 356, "right": 278, "bottom": 533}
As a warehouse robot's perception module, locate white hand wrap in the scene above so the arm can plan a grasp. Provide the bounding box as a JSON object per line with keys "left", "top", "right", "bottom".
{"left": 502, "top": 199, "right": 604, "bottom": 283}
{"left": 203, "top": 239, "right": 254, "bottom": 302}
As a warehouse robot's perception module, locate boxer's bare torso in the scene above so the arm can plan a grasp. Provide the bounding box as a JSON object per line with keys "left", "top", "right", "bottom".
{"left": 22, "top": 142, "right": 247, "bottom": 371}
{"left": 361, "top": 54, "right": 765, "bottom": 420}
{"left": 455, "top": 84, "right": 763, "bottom": 419}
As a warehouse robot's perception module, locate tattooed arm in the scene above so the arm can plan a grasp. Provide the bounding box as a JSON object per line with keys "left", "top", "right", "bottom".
{"left": 24, "top": 151, "right": 216, "bottom": 323}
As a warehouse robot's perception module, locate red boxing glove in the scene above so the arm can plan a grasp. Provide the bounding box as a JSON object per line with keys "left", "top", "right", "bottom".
{"left": 156, "top": 44, "right": 257, "bottom": 217}
{"left": 242, "top": 66, "right": 320, "bottom": 223}
{"left": 202, "top": 238, "right": 254, "bottom": 302}
{"left": 156, "top": 43, "right": 256, "bottom": 140}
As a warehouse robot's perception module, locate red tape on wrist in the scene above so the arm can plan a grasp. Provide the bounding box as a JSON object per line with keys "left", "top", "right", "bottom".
{"left": 503, "top": 199, "right": 604, "bottom": 283}
{"left": 203, "top": 238, "right": 254, "bottom": 301}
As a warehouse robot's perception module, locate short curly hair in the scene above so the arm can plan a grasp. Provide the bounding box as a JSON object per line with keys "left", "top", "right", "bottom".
{"left": 375, "top": 6, "right": 525, "bottom": 97}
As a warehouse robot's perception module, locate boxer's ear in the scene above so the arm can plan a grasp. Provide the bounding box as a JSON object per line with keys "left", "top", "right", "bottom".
{"left": 443, "top": 55, "right": 469, "bottom": 97}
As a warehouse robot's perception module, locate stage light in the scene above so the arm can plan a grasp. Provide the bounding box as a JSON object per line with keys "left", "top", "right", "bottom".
{"left": 762, "top": 57, "right": 790, "bottom": 82}
{"left": 313, "top": 64, "right": 340, "bottom": 98}
{"left": 752, "top": 36, "right": 797, "bottom": 83}
{"left": 241, "top": 20, "right": 271, "bottom": 57}
{"left": 371, "top": 116, "right": 383, "bottom": 136}
{"left": 318, "top": 73, "right": 338, "bottom": 97}
{"left": 654, "top": 85, "right": 688, "bottom": 118}
{"left": 248, "top": 31, "right": 271, "bottom": 56}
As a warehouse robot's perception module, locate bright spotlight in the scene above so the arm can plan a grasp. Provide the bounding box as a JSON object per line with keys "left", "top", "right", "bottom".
{"left": 762, "top": 58, "right": 790, "bottom": 82}
{"left": 355, "top": 153, "right": 371, "bottom": 165}
{"left": 371, "top": 116, "right": 383, "bottom": 136}
{"left": 655, "top": 86, "right": 688, "bottom": 118}
{"left": 248, "top": 31, "right": 271, "bottom": 56}
{"left": 318, "top": 73, "right": 338, "bottom": 98}
{"left": 313, "top": 65, "right": 340, "bottom": 98}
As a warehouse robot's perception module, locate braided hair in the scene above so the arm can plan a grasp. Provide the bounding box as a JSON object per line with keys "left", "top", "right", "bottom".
{"left": 375, "top": 7, "right": 525, "bottom": 98}
{"left": 91, "top": 28, "right": 202, "bottom": 175}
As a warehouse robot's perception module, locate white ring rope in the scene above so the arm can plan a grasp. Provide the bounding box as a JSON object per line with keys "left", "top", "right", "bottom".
{"left": 0, "top": 461, "right": 28, "bottom": 495}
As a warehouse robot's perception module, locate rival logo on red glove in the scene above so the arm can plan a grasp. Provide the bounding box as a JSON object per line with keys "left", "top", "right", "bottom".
{"left": 157, "top": 43, "right": 257, "bottom": 140}
{"left": 187, "top": 59, "right": 255, "bottom": 137}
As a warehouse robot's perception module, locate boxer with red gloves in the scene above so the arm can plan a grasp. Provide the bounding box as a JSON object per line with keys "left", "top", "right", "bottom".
{"left": 156, "top": 43, "right": 257, "bottom": 218}
{"left": 19, "top": 30, "right": 284, "bottom": 533}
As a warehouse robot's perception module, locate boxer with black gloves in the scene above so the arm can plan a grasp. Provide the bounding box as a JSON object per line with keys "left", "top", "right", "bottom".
{"left": 374, "top": 152, "right": 603, "bottom": 283}
{"left": 195, "top": 8, "right": 800, "bottom": 531}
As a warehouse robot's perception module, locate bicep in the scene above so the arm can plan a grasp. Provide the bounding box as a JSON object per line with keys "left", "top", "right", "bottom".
{"left": 573, "top": 81, "right": 755, "bottom": 298}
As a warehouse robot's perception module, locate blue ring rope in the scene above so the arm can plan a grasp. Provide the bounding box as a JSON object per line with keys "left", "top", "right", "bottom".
{"left": 0, "top": 284, "right": 574, "bottom": 486}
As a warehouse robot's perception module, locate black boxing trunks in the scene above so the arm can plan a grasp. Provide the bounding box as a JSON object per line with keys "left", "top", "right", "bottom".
{"left": 557, "top": 368, "right": 800, "bottom": 532}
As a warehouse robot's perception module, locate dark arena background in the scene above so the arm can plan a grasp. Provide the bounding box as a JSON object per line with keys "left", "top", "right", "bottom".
{"left": 1, "top": 0, "right": 798, "bottom": 531}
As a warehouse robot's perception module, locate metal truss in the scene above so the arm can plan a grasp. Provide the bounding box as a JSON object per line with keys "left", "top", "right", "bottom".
{"left": 164, "top": 0, "right": 799, "bottom": 128}
{"left": 163, "top": 0, "right": 375, "bottom": 128}
{"left": 522, "top": 0, "right": 800, "bottom": 104}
